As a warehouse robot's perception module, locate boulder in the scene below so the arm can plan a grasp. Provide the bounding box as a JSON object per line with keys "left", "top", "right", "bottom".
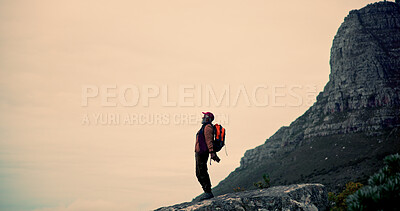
{"left": 156, "top": 184, "right": 328, "bottom": 211}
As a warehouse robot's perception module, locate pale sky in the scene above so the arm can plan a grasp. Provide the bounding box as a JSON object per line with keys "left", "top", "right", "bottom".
{"left": 0, "top": 0, "right": 378, "bottom": 210}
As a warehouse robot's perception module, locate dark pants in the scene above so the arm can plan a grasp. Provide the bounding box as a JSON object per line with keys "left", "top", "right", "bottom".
{"left": 195, "top": 152, "right": 212, "bottom": 193}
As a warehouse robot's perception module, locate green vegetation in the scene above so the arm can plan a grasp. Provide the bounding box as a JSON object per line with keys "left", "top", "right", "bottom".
{"left": 328, "top": 182, "right": 363, "bottom": 211}
{"left": 346, "top": 153, "right": 400, "bottom": 211}
{"left": 253, "top": 174, "right": 270, "bottom": 189}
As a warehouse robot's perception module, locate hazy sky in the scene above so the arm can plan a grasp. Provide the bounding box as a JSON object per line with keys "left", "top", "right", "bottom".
{"left": 0, "top": 0, "right": 379, "bottom": 210}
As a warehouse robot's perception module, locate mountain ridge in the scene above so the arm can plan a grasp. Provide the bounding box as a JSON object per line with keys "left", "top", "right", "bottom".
{"left": 209, "top": 1, "right": 400, "bottom": 197}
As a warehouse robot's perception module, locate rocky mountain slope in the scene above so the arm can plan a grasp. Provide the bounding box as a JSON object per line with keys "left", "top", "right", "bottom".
{"left": 211, "top": 1, "right": 400, "bottom": 197}
{"left": 156, "top": 184, "right": 328, "bottom": 211}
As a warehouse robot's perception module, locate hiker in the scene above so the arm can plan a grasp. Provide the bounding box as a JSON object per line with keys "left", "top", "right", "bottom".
{"left": 195, "top": 112, "right": 220, "bottom": 200}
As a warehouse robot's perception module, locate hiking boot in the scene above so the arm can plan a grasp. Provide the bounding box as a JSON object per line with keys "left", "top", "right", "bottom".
{"left": 199, "top": 192, "right": 214, "bottom": 201}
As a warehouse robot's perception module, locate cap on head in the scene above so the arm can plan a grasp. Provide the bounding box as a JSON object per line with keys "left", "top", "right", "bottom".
{"left": 202, "top": 112, "right": 214, "bottom": 121}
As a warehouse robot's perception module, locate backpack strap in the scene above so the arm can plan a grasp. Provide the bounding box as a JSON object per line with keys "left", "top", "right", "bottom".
{"left": 224, "top": 142, "right": 228, "bottom": 156}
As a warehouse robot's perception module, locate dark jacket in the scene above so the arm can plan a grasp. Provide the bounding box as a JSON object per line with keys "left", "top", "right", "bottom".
{"left": 195, "top": 123, "right": 214, "bottom": 154}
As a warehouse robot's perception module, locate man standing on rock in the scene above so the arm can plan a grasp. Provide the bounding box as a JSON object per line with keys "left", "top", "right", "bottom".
{"left": 195, "top": 112, "right": 220, "bottom": 200}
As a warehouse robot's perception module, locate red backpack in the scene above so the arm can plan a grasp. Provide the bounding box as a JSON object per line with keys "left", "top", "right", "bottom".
{"left": 213, "top": 124, "right": 226, "bottom": 153}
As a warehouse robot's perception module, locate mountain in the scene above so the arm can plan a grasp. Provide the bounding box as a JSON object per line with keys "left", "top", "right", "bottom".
{"left": 212, "top": 1, "right": 400, "bottom": 196}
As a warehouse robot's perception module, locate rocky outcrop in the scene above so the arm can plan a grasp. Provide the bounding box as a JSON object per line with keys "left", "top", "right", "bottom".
{"left": 239, "top": 1, "right": 400, "bottom": 170}
{"left": 239, "top": 0, "right": 400, "bottom": 172}
{"left": 156, "top": 184, "right": 328, "bottom": 211}
{"left": 305, "top": 1, "right": 400, "bottom": 139}
{"left": 211, "top": 1, "right": 400, "bottom": 196}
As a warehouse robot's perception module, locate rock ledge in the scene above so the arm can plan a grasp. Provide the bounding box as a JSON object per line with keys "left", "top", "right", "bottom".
{"left": 156, "top": 184, "right": 328, "bottom": 211}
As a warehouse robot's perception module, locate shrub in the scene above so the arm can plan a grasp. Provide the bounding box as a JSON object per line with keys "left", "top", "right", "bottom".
{"left": 253, "top": 174, "right": 270, "bottom": 189}
{"left": 328, "top": 182, "right": 363, "bottom": 211}
{"left": 233, "top": 187, "right": 246, "bottom": 192}
{"left": 346, "top": 153, "right": 400, "bottom": 211}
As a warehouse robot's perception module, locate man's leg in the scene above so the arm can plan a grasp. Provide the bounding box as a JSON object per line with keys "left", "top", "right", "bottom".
{"left": 195, "top": 152, "right": 212, "bottom": 193}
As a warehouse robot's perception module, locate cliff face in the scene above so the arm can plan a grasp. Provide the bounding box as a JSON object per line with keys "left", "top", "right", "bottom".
{"left": 308, "top": 1, "right": 400, "bottom": 138}
{"left": 212, "top": 1, "right": 400, "bottom": 196}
